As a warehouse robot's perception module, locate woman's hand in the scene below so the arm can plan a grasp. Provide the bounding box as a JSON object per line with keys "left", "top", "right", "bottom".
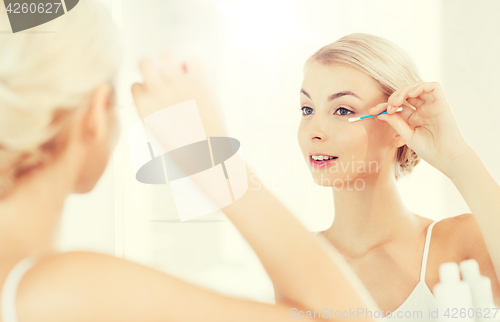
{"left": 131, "top": 52, "right": 228, "bottom": 137}
{"left": 370, "top": 80, "right": 473, "bottom": 177}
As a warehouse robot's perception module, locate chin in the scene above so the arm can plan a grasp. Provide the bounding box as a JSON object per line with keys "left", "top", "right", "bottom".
{"left": 74, "top": 150, "right": 111, "bottom": 193}
{"left": 311, "top": 172, "right": 365, "bottom": 189}
{"left": 73, "top": 180, "right": 100, "bottom": 194}
{"left": 311, "top": 174, "right": 340, "bottom": 187}
{"left": 73, "top": 165, "right": 107, "bottom": 194}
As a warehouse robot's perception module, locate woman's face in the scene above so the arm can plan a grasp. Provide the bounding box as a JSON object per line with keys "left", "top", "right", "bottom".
{"left": 297, "top": 61, "right": 397, "bottom": 188}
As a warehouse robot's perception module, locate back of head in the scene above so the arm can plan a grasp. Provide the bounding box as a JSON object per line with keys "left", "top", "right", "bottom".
{"left": 0, "top": 0, "right": 121, "bottom": 197}
{"left": 307, "top": 33, "right": 422, "bottom": 180}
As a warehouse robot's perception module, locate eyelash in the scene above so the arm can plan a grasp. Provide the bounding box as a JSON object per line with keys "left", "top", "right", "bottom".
{"left": 300, "top": 106, "right": 354, "bottom": 116}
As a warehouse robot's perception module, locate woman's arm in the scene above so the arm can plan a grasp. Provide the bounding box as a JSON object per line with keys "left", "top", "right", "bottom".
{"left": 17, "top": 251, "right": 371, "bottom": 322}
{"left": 442, "top": 147, "right": 500, "bottom": 306}
{"left": 373, "top": 81, "right": 500, "bottom": 306}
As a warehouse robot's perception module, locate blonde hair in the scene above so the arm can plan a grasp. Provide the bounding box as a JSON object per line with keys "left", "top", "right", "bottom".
{"left": 306, "top": 33, "right": 421, "bottom": 180}
{"left": 0, "top": 0, "right": 121, "bottom": 197}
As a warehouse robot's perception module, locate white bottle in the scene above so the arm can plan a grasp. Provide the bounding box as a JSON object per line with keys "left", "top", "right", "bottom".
{"left": 460, "top": 259, "right": 497, "bottom": 322}
{"left": 433, "top": 262, "right": 475, "bottom": 322}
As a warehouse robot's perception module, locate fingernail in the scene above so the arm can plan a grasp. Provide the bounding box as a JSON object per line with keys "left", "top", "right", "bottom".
{"left": 393, "top": 95, "right": 399, "bottom": 102}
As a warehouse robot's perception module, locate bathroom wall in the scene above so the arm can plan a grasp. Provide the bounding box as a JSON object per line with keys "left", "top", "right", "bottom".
{"left": 440, "top": 0, "right": 500, "bottom": 218}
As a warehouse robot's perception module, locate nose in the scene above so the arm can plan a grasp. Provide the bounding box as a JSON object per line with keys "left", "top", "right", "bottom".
{"left": 307, "top": 115, "right": 329, "bottom": 142}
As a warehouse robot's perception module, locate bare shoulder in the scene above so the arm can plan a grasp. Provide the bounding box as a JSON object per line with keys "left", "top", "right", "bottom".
{"left": 431, "top": 214, "right": 476, "bottom": 261}
{"left": 434, "top": 213, "right": 483, "bottom": 260}
{"left": 17, "top": 251, "right": 142, "bottom": 322}
{"left": 15, "top": 251, "right": 209, "bottom": 322}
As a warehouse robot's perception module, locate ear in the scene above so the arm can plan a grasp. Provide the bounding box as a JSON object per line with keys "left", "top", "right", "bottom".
{"left": 393, "top": 133, "right": 406, "bottom": 149}
{"left": 79, "top": 82, "right": 115, "bottom": 144}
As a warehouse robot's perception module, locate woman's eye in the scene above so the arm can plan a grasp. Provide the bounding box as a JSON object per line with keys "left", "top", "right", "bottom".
{"left": 301, "top": 106, "right": 353, "bottom": 116}
{"left": 301, "top": 106, "right": 314, "bottom": 115}
{"left": 335, "top": 107, "right": 353, "bottom": 116}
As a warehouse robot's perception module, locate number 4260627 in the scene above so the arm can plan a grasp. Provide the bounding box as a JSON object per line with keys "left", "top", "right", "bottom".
{"left": 5, "top": 2, "right": 62, "bottom": 14}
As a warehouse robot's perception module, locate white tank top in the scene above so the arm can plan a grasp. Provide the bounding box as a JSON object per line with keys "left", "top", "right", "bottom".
{"left": 316, "top": 221, "right": 439, "bottom": 321}
{"left": 1, "top": 256, "right": 37, "bottom": 322}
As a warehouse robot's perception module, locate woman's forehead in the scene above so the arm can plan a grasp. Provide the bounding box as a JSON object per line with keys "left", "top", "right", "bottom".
{"left": 304, "top": 62, "right": 370, "bottom": 83}
{"left": 302, "top": 62, "right": 384, "bottom": 101}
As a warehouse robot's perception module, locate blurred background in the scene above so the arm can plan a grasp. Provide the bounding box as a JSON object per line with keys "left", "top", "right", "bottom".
{"left": 54, "top": 0, "right": 500, "bottom": 304}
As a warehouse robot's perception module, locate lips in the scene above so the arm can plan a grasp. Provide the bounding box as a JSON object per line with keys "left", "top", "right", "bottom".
{"left": 308, "top": 153, "right": 339, "bottom": 168}
{"left": 309, "top": 153, "right": 337, "bottom": 157}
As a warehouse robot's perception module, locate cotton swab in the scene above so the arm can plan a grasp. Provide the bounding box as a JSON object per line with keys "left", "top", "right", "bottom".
{"left": 348, "top": 107, "right": 403, "bottom": 123}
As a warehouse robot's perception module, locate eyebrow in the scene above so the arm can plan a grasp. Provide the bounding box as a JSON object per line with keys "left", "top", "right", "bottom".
{"left": 300, "top": 89, "right": 363, "bottom": 102}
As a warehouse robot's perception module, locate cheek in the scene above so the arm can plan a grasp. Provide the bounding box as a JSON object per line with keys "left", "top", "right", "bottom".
{"left": 361, "top": 120, "right": 393, "bottom": 161}
{"left": 337, "top": 124, "right": 369, "bottom": 160}
{"left": 297, "top": 119, "right": 393, "bottom": 161}
{"left": 297, "top": 123, "right": 308, "bottom": 156}
{"left": 340, "top": 121, "right": 392, "bottom": 162}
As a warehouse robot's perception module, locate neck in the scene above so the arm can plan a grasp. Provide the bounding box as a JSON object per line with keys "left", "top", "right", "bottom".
{"left": 323, "top": 170, "right": 419, "bottom": 257}
{"left": 0, "top": 155, "right": 75, "bottom": 259}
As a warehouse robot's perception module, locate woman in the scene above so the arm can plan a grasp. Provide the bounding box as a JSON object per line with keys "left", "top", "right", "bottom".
{"left": 0, "top": 1, "right": 382, "bottom": 322}
{"left": 296, "top": 33, "right": 500, "bottom": 320}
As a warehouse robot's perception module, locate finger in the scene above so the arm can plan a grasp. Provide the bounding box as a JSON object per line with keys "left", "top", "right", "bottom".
{"left": 377, "top": 113, "right": 414, "bottom": 144}
{"left": 406, "top": 96, "right": 425, "bottom": 109}
{"left": 388, "top": 82, "right": 428, "bottom": 114}
{"left": 407, "top": 81, "right": 447, "bottom": 103}
{"left": 388, "top": 80, "right": 424, "bottom": 108}
{"left": 158, "top": 51, "right": 183, "bottom": 81}
{"left": 392, "top": 81, "right": 444, "bottom": 109}
{"left": 406, "top": 85, "right": 435, "bottom": 106}
{"left": 183, "top": 56, "right": 205, "bottom": 83}
{"left": 139, "top": 58, "right": 162, "bottom": 88}
{"left": 370, "top": 98, "right": 416, "bottom": 116}
{"left": 396, "top": 105, "right": 414, "bottom": 123}
{"left": 387, "top": 101, "right": 417, "bottom": 115}
{"left": 368, "top": 102, "right": 390, "bottom": 116}
{"left": 183, "top": 56, "right": 203, "bottom": 76}
{"left": 131, "top": 82, "right": 146, "bottom": 102}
